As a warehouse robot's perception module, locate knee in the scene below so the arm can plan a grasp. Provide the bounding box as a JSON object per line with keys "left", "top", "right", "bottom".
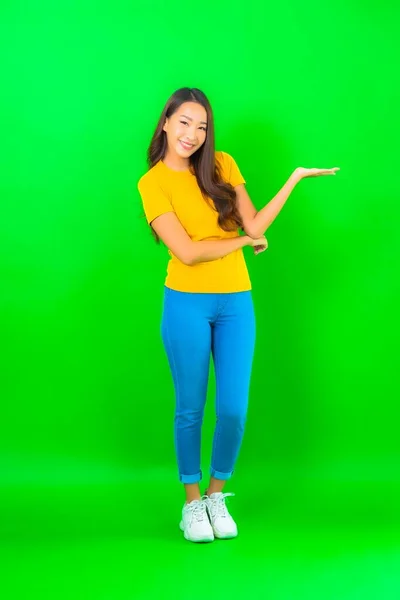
{"left": 217, "top": 411, "right": 247, "bottom": 432}
{"left": 175, "top": 407, "right": 204, "bottom": 426}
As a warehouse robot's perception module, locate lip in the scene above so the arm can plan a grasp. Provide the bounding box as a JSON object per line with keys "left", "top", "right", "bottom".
{"left": 179, "top": 140, "right": 194, "bottom": 150}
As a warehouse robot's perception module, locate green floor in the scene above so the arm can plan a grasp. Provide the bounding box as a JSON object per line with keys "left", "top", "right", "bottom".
{"left": 1, "top": 469, "right": 399, "bottom": 600}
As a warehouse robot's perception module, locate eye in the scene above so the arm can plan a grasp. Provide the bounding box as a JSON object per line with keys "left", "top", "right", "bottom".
{"left": 180, "top": 120, "right": 207, "bottom": 131}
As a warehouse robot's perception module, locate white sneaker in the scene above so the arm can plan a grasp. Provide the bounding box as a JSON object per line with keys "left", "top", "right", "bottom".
{"left": 179, "top": 496, "right": 214, "bottom": 543}
{"left": 205, "top": 492, "right": 238, "bottom": 539}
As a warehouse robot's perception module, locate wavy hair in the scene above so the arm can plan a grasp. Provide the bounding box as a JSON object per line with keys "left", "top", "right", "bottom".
{"left": 143, "top": 87, "right": 243, "bottom": 243}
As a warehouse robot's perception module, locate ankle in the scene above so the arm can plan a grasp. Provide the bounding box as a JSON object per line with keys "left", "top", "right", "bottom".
{"left": 184, "top": 483, "right": 201, "bottom": 505}
{"left": 185, "top": 496, "right": 201, "bottom": 505}
{"left": 206, "top": 488, "right": 218, "bottom": 496}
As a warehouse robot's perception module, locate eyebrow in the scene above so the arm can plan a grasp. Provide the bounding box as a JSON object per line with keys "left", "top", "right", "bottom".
{"left": 180, "top": 114, "right": 207, "bottom": 125}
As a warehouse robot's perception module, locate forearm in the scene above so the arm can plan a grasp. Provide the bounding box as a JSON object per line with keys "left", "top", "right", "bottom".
{"left": 250, "top": 171, "right": 300, "bottom": 237}
{"left": 189, "top": 235, "right": 250, "bottom": 265}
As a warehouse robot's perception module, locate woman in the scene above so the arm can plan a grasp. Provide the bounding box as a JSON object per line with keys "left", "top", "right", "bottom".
{"left": 137, "top": 87, "right": 339, "bottom": 543}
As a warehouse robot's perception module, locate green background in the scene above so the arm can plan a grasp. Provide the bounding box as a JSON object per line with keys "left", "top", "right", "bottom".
{"left": 1, "top": 0, "right": 399, "bottom": 598}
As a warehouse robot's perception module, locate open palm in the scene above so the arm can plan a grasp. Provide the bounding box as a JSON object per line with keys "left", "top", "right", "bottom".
{"left": 296, "top": 167, "right": 340, "bottom": 179}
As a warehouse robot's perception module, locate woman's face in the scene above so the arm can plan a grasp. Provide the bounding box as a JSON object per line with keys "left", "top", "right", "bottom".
{"left": 163, "top": 101, "right": 208, "bottom": 159}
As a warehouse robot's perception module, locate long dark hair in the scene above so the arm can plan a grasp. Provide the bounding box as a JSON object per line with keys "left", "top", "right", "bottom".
{"left": 144, "top": 87, "right": 243, "bottom": 243}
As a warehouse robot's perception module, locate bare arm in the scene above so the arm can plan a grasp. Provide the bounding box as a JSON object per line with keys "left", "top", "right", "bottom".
{"left": 235, "top": 172, "right": 300, "bottom": 239}
{"left": 190, "top": 236, "right": 250, "bottom": 265}
{"left": 236, "top": 167, "right": 339, "bottom": 238}
{"left": 250, "top": 172, "right": 300, "bottom": 237}
{"left": 150, "top": 212, "right": 265, "bottom": 266}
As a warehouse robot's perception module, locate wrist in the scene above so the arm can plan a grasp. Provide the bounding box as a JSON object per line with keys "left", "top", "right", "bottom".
{"left": 242, "top": 235, "right": 251, "bottom": 247}
{"left": 291, "top": 169, "right": 303, "bottom": 185}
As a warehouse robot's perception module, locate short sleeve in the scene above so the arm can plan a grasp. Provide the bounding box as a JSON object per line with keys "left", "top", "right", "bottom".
{"left": 137, "top": 175, "right": 175, "bottom": 225}
{"left": 219, "top": 151, "right": 246, "bottom": 187}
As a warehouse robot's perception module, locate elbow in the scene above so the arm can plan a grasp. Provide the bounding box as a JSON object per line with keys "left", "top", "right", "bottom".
{"left": 245, "top": 220, "right": 266, "bottom": 239}
{"left": 181, "top": 249, "right": 196, "bottom": 266}
{"left": 244, "top": 224, "right": 260, "bottom": 239}
{"left": 182, "top": 256, "right": 194, "bottom": 266}
{"left": 243, "top": 217, "right": 259, "bottom": 239}
{"left": 181, "top": 242, "right": 197, "bottom": 266}
{"left": 184, "top": 255, "right": 198, "bottom": 266}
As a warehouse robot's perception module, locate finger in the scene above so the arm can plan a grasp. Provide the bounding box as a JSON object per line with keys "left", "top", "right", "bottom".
{"left": 317, "top": 168, "right": 340, "bottom": 174}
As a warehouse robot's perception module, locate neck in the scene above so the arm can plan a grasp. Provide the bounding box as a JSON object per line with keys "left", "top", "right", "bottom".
{"left": 162, "top": 151, "right": 190, "bottom": 172}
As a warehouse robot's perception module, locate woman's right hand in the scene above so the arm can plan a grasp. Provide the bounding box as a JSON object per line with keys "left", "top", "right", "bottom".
{"left": 248, "top": 235, "right": 268, "bottom": 255}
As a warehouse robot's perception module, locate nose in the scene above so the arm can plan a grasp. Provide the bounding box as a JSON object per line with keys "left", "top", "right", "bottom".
{"left": 187, "top": 125, "right": 198, "bottom": 142}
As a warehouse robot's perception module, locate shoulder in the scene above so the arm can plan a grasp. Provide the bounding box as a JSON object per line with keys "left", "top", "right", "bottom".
{"left": 215, "top": 150, "right": 237, "bottom": 181}
{"left": 215, "top": 150, "right": 233, "bottom": 164}
{"left": 137, "top": 161, "right": 163, "bottom": 191}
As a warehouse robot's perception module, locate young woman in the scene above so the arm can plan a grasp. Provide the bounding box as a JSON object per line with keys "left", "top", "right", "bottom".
{"left": 137, "top": 87, "right": 339, "bottom": 543}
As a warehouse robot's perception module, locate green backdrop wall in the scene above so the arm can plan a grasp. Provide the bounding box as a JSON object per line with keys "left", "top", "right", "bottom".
{"left": 1, "top": 1, "right": 399, "bottom": 598}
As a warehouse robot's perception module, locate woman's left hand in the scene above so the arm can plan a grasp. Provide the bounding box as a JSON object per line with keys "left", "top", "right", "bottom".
{"left": 295, "top": 167, "right": 340, "bottom": 179}
{"left": 254, "top": 244, "right": 267, "bottom": 255}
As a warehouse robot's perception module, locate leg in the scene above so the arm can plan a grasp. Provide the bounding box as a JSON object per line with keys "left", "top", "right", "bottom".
{"left": 161, "top": 287, "right": 212, "bottom": 503}
{"left": 205, "top": 476, "right": 227, "bottom": 497}
{"left": 209, "top": 291, "right": 256, "bottom": 488}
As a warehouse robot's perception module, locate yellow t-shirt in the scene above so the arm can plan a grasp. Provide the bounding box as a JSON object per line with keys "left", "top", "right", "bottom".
{"left": 137, "top": 150, "right": 252, "bottom": 293}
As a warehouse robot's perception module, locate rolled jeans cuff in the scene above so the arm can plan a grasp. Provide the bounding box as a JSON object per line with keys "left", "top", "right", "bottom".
{"left": 180, "top": 470, "right": 202, "bottom": 484}
{"left": 210, "top": 467, "right": 233, "bottom": 480}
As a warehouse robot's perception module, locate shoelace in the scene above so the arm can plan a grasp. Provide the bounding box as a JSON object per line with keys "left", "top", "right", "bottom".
{"left": 186, "top": 495, "right": 209, "bottom": 523}
{"left": 208, "top": 492, "right": 235, "bottom": 519}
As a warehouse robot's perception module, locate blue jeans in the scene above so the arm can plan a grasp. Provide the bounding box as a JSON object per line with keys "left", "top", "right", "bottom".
{"left": 161, "top": 286, "right": 256, "bottom": 484}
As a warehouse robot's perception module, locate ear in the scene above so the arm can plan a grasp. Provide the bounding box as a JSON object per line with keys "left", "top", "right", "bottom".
{"left": 162, "top": 118, "right": 168, "bottom": 133}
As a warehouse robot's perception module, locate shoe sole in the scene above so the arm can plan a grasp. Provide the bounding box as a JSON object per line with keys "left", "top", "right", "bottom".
{"left": 179, "top": 520, "right": 214, "bottom": 543}
{"left": 213, "top": 529, "right": 238, "bottom": 539}
{"left": 205, "top": 507, "right": 238, "bottom": 540}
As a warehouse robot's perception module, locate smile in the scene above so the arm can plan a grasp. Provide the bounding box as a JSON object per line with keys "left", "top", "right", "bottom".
{"left": 179, "top": 141, "right": 194, "bottom": 150}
